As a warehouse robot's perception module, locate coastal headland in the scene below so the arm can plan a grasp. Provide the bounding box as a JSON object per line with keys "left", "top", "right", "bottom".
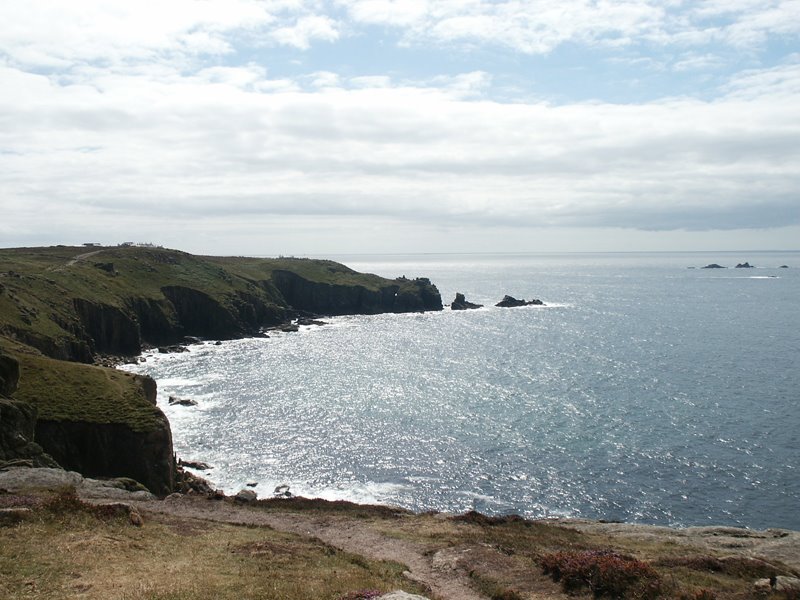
{"left": 0, "top": 245, "right": 442, "bottom": 494}
{"left": 1, "top": 245, "right": 798, "bottom": 599}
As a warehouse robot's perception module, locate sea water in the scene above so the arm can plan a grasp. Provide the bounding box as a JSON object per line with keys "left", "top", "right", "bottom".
{"left": 122, "top": 252, "right": 800, "bottom": 529}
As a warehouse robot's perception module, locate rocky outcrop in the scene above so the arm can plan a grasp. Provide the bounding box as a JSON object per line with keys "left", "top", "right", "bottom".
{"left": 0, "top": 353, "right": 19, "bottom": 397}
{"left": 495, "top": 295, "right": 545, "bottom": 308}
{"left": 735, "top": 262, "right": 754, "bottom": 268}
{"left": 271, "top": 271, "right": 442, "bottom": 315}
{"left": 0, "top": 354, "right": 59, "bottom": 468}
{"left": 451, "top": 293, "right": 483, "bottom": 310}
{"left": 73, "top": 298, "right": 141, "bottom": 356}
{"left": 702, "top": 263, "right": 726, "bottom": 269}
{"left": 35, "top": 415, "right": 175, "bottom": 496}
{"left": 0, "top": 398, "right": 61, "bottom": 468}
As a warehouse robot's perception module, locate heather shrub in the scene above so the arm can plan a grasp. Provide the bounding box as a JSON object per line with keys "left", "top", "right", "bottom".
{"left": 541, "top": 549, "right": 662, "bottom": 598}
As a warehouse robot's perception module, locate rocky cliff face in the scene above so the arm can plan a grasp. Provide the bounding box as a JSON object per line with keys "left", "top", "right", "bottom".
{"left": 73, "top": 298, "right": 142, "bottom": 356}
{"left": 271, "top": 271, "right": 443, "bottom": 315}
{"left": 0, "top": 353, "right": 60, "bottom": 468}
{"left": 35, "top": 414, "right": 174, "bottom": 496}
{"left": 31, "top": 371, "right": 174, "bottom": 495}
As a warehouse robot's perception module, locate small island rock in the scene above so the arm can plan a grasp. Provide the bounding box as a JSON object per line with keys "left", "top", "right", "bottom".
{"left": 701, "top": 263, "right": 726, "bottom": 269}
{"left": 450, "top": 293, "right": 483, "bottom": 310}
{"left": 735, "top": 262, "right": 754, "bottom": 268}
{"left": 168, "top": 395, "right": 197, "bottom": 407}
{"left": 495, "top": 295, "right": 544, "bottom": 308}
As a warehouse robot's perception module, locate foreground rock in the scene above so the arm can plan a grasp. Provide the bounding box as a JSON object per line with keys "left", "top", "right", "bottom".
{"left": 495, "top": 295, "right": 545, "bottom": 308}
{"left": 0, "top": 466, "right": 155, "bottom": 501}
{"left": 450, "top": 293, "right": 483, "bottom": 310}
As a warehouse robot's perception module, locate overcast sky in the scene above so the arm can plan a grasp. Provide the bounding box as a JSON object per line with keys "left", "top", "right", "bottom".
{"left": 1, "top": 1, "right": 799, "bottom": 255}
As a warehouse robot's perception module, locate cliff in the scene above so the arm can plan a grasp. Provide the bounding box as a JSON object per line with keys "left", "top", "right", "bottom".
{"left": 0, "top": 246, "right": 442, "bottom": 495}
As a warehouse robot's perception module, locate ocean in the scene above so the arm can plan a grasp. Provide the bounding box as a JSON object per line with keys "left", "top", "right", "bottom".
{"left": 122, "top": 251, "right": 800, "bottom": 530}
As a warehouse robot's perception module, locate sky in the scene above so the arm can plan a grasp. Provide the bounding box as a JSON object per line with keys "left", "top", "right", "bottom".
{"left": 1, "top": 0, "right": 799, "bottom": 255}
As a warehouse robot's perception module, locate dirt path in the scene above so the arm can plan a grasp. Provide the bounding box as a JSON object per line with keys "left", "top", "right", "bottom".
{"left": 66, "top": 249, "right": 104, "bottom": 266}
{"left": 131, "top": 496, "right": 487, "bottom": 600}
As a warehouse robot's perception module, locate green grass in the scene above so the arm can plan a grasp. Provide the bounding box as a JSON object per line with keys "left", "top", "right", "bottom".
{"left": 2, "top": 343, "right": 162, "bottom": 432}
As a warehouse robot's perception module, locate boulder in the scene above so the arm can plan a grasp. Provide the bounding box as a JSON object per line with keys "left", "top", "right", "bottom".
{"left": 495, "top": 295, "right": 545, "bottom": 308}
{"left": 158, "top": 345, "right": 189, "bottom": 354}
{"left": 450, "top": 293, "right": 483, "bottom": 311}
{"left": 234, "top": 489, "right": 258, "bottom": 503}
{"left": 168, "top": 396, "right": 198, "bottom": 407}
{"left": 779, "top": 265, "right": 789, "bottom": 268}
{"left": 754, "top": 576, "right": 800, "bottom": 595}
{"left": 179, "top": 459, "right": 212, "bottom": 470}
{"left": 701, "top": 263, "right": 726, "bottom": 269}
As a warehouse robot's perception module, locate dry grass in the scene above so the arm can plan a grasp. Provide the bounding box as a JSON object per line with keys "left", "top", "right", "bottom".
{"left": 0, "top": 491, "right": 424, "bottom": 600}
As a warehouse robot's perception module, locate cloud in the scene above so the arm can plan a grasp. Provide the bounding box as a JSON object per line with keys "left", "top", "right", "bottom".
{"left": 1, "top": 56, "right": 798, "bottom": 243}
{"left": 339, "top": 0, "right": 800, "bottom": 55}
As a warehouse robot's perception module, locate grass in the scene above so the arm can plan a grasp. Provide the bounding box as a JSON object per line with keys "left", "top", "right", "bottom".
{"left": 3, "top": 347, "right": 163, "bottom": 431}
{"left": 0, "top": 489, "right": 426, "bottom": 600}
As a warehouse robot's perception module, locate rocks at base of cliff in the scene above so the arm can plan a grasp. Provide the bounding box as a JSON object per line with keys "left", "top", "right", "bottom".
{"left": 735, "top": 262, "right": 754, "bottom": 268}
{"left": 168, "top": 395, "right": 197, "bottom": 407}
{"left": 495, "top": 295, "right": 545, "bottom": 308}
{"left": 158, "top": 344, "right": 189, "bottom": 354}
{"left": 179, "top": 458, "right": 211, "bottom": 470}
{"left": 702, "top": 263, "right": 726, "bottom": 269}
{"left": 450, "top": 293, "right": 483, "bottom": 311}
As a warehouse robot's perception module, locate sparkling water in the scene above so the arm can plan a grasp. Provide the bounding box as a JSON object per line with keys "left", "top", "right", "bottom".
{"left": 123, "top": 252, "right": 800, "bottom": 529}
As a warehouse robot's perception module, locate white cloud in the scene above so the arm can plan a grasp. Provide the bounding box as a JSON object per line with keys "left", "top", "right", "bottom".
{"left": 271, "top": 14, "right": 341, "bottom": 49}
{"left": 1, "top": 59, "right": 798, "bottom": 244}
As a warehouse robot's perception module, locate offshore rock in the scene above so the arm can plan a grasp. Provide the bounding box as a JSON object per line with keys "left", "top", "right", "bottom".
{"left": 735, "top": 262, "right": 754, "bottom": 268}
{"left": 702, "top": 263, "right": 726, "bottom": 269}
{"left": 495, "top": 295, "right": 545, "bottom": 308}
{"left": 450, "top": 293, "right": 483, "bottom": 311}
{"left": 168, "top": 395, "right": 197, "bottom": 407}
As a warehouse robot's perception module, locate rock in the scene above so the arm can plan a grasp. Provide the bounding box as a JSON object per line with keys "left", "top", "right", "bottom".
{"left": 179, "top": 459, "right": 212, "bottom": 470}
{"left": 701, "top": 263, "right": 726, "bottom": 269}
{"left": 0, "top": 353, "right": 20, "bottom": 397}
{"left": 754, "top": 576, "right": 800, "bottom": 595}
{"left": 296, "top": 317, "right": 327, "bottom": 326}
{"left": 246, "top": 481, "right": 257, "bottom": 487}
{"left": 378, "top": 592, "right": 431, "bottom": 600}
{"left": 450, "top": 293, "right": 483, "bottom": 310}
{"left": 0, "top": 467, "right": 84, "bottom": 492}
{"left": 183, "top": 336, "right": 203, "bottom": 345}
{"left": 158, "top": 345, "right": 189, "bottom": 354}
{"left": 273, "top": 484, "right": 292, "bottom": 498}
{"left": 214, "top": 341, "right": 223, "bottom": 345}
{"left": 495, "top": 295, "right": 545, "bottom": 308}
{"left": 94, "top": 502, "right": 144, "bottom": 526}
{"left": 779, "top": 265, "right": 789, "bottom": 268}
{"left": 234, "top": 489, "right": 257, "bottom": 503}
{"left": 168, "top": 396, "right": 197, "bottom": 407}
{"left": 735, "top": 262, "right": 754, "bottom": 268}
{"left": 0, "top": 507, "right": 33, "bottom": 526}
{"left": 79, "top": 477, "right": 155, "bottom": 501}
